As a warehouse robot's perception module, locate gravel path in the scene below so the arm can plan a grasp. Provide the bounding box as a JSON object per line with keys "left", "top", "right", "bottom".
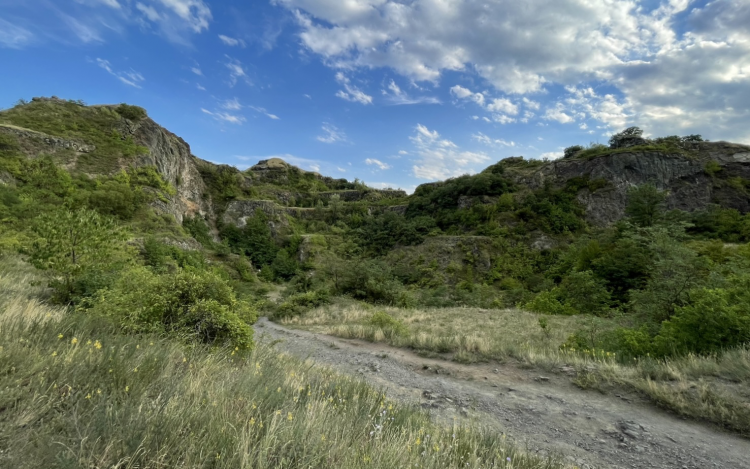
{"left": 255, "top": 317, "right": 750, "bottom": 469}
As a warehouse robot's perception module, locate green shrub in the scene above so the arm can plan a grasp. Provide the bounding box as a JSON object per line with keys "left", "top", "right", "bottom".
{"left": 115, "top": 103, "right": 147, "bottom": 121}
{"left": 369, "top": 311, "right": 408, "bottom": 336}
{"left": 654, "top": 278, "right": 750, "bottom": 356}
{"left": 183, "top": 215, "right": 214, "bottom": 247}
{"left": 524, "top": 289, "right": 576, "bottom": 315}
{"left": 561, "top": 270, "right": 611, "bottom": 316}
{"left": 563, "top": 145, "right": 584, "bottom": 159}
{"left": 93, "top": 267, "right": 256, "bottom": 349}
{"left": 272, "top": 290, "right": 330, "bottom": 320}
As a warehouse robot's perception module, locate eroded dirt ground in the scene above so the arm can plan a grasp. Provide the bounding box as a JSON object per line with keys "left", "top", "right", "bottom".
{"left": 255, "top": 317, "right": 750, "bottom": 469}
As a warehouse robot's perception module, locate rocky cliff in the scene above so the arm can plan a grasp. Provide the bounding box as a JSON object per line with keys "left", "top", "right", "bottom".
{"left": 506, "top": 141, "right": 750, "bottom": 225}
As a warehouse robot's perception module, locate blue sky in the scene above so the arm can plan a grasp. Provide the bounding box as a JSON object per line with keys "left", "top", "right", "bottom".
{"left": 1, "top": 0, "right": 748, "bottom": 192}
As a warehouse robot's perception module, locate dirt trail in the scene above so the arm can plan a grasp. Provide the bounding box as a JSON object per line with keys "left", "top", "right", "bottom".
{"left": 254, "top": 317, "right": 750, "bottom": 469}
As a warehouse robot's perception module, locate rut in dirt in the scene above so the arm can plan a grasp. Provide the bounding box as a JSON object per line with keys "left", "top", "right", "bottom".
{"left": 255, "top": 317, "right": 750, "bottom": 469}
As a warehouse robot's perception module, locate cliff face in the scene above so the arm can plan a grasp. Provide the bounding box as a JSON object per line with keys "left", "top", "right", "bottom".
{"left": 122, "top": 116, "right": 213, "bottom": 223}
{"left": 511, "top": 141, "right": 750, "bottom": 225}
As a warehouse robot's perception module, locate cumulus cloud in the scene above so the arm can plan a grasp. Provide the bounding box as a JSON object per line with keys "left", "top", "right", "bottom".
{"left": 365, "top": 158, "right": 391, "bottom": 170}
{"left": 317, "top": 123, "right": 347, "bottom": 143}
{"left": 334, "top": 73, "right": 373, "bottom": 104}
{"left": 277, "top": 0, "right": 750, "bottom": 142}
{"left": 409, "top": 124, "right": 490, "bottom": 180}
{"left": 96, "top": 58, "right": 145, "bottom": 88}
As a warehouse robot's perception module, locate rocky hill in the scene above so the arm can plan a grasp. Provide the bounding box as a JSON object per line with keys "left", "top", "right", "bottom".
{"left": 2, "top": 97, "right": 750, "bottom": 237}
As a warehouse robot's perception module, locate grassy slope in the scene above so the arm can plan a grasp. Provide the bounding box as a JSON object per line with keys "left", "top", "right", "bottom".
{"left": 285, "top": 301, "right": 750, "bottom": 437}
{"left": 0, "top": 256, "right": 565, "bottom": 469}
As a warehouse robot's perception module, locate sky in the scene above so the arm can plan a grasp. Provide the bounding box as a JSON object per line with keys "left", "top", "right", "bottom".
{"left": 0, "top": 0, "right": 748, "bottom": 192}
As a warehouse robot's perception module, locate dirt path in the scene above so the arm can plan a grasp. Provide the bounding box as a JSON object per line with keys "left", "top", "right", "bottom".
{"left": 254, "top": 317, "right": 750, "bottom": 469}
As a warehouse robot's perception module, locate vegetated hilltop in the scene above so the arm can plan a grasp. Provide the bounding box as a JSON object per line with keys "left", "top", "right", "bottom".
{"left": 3, "top": 97, "right": 750, "bottom": 437}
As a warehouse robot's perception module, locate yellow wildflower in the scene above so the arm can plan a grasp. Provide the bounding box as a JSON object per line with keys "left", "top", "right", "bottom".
{"left": 85, "top": 393, "right": 92, "bottom": 399}
{"left": 57, "top": 334, "right": 63, "bottom": 339}
{"left": 71, "top": 337, "right": 78, "bottom": 345}
{"left": 125, "top": 386, "right": 129, "bottom": 392}
{"left": 51, "top": 351, "right": 57, "bottom": 357}
{"left": 94, "top": 340, "right": 102, "bottom": 350}
{"left": 287, "top": 412, "right": 293, "bottom": 421}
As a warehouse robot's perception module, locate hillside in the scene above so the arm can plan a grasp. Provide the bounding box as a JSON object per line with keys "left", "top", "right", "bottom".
{"left": 2, "top": 97, "right": 750, "bottom": 448}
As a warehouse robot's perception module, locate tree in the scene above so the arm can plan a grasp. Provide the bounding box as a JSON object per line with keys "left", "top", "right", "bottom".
{"left": 609, "top": 126, "right": 644, "bottom": 148}
{"left": 625, "top": 183, "right": 666, "bottom": 227}
{"left": 328, "top": 193, "right": 344, "bottom": 223}
{"left": 30, "top": 208, "right": 125, "bottom": 302}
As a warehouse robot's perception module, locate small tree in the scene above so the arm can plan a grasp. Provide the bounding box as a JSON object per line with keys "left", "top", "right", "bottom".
{"left": 625, "top": 183, "right": 666, "bottom": 227}
{"left": 30, "top": 208, "right": 125, "bottom": 302}
{"left": 609, "top": 127, "right": 643, "bottom": 148}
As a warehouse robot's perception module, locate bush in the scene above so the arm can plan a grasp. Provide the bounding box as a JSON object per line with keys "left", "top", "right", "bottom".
{"left": 369, "top": 311, "right": 408, "bottom": 336}
{"left": 563, "top": 145, "right": 584, "bottom": 159}
{"left": 115, "top": 103, "right": 147, "bottom": 121}
{"left": 272, "top": 290, "right": 330, "bottom": 320}
{"left": 654, "top": 277, "right": 750, "bottom": 356}
{"left": 524, "top": 289, "right": 576, "bottom": 315}
{"left": 92, "top": 267, "right": 256, "bottom": 349}
{"left": 561, "top": 270, "right": 611, "bottom": 316}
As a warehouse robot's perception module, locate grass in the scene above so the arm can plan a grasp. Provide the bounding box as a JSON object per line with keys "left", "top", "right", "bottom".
{"left": 0, "top": 256, "right": 567, "bottom": 469}
{"left": 0, "top": 100, "right": 148, "bottom": 173}
{"left": 283, "top": 301, "right": 750, "bottom": 437}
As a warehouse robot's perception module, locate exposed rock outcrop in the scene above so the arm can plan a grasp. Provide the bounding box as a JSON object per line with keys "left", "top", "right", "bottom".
{"left": 510, "top": 141, "right": 750, "bottom": 225}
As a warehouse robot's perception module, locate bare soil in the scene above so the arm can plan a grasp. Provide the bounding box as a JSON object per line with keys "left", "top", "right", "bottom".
{"left": 255, "top": 317, "right": 750, "bottom": 469}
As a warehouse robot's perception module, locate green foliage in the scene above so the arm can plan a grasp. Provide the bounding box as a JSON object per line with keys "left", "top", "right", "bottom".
{"left": 369, "top": 311, "right": 408, "bottom": 336}
{"left": 524, "top": 289, "right": 576, "bottom": 315}
{"left": 30, "top": 207, "right": 126, "bottom": 302}
{"left": 220, "top": 210, "right": 279, "bottom": 267}
{"left": 563, "top": 145, "right": 584, "bottom": 159}
{"left": 625, "top": 184, "right": 667, "bottom": 227}
{"left": 705, "top": 160, "right": 722, "bottom": 176}
{"left": 689, "top": 207, "right": 750, "bottom": 242}
{"left": 183, "top": 215, "right": 214, "bottom": 247}
{"left": 608, "top": 126, "right": 643, "bottom": 148}
{"left": 142, "top": 237, "right": 206, "bottom": 272}
{"left": 93, "top": 267, "right": 256, "bottom": 349}
{"left": 654, "top": 275, "right": 750, "bottom": 356}
{"left": 354, "top": 211, "right": 436, "bottom": 255}
{"left": 0, "top": 100, "right": 149, "bottom": 171}
{"left": 115, "top": 103, "right": 147, "bottom": 121}
{"left": 561, "top": 270, "right": 611, "bottom": 316}
{"left": 270, "top": 249, "right": 299, "bottom": 281}
{"left": 272, "top": 290, "right": 330, "bottom": 320}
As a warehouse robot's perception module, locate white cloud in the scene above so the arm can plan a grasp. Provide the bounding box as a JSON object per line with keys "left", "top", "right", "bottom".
{"left": 222, "top": 97, "right": 242, "bottom": 111}
{"left": 225, "top": 57, "right": 249, "bottom": 87}
{"left": 59, "top": 12, "right": 104, "bottom": 43}
{"left": 196, "top": 83, "right": 206, "bottom": 90}
{"left": 365, "top": 158, "right": 391, "bottom": 170}
{"left": 409, "top": 124, "right": 490, "bottom": 180}
{"left": 248, "top": 105, "right": 281, "bottom": 120}
{"left": 201, "top": 108, "right": 245, "bottom": 124}
{"left": 0, "top": 19, "right": 33, "bottom": 49}
{"left": 487, "top": 98, "right": 518, "bottom": 115}
{"left": 382, "top": 79, "right": 440, "bottom": 105}
{"left": 96, "top": 58, "right": 145, "bottom": 88}
{"left": 219, "top": 34, "right": 245, "bottom": 47}
{"left": 276, "top": 0, "right": 750, "bottom": 143}
{"left": 317, "top": 123, "right": 347, "bottom": 143}
{"left": 334, "top": 72, "right": 373, "bottom": 104}
{"left": 450, "top": 85, "right": 485, "bottom": 106}
{"left": 472, "top": 132, "right": 515, "bottom": 147}
{"left": 134, "top": 0, "right": 212, "bottom": 44}
{"left": 136, "top": 3, "right": 161, "bottom": 21}
{"left": 493, "top": 114, "right": 517, "bottom": 125}
{"left": 191, "top": 66, "right": 203, "bottom": 76}
{"left": 543, "top": 105, "right": 576, "bottom": 124}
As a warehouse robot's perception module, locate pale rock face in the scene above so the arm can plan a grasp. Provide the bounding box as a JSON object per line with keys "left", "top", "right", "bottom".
{"left": 125, "top": 117, "right": 214, "bottom": 224}
{"left": 511, "top": 141, "right": 750, "bottom": 226}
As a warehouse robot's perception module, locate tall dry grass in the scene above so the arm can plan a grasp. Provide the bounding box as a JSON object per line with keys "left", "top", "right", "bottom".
{"left": 0, "top": 257, "right": 567, "bottom": 468}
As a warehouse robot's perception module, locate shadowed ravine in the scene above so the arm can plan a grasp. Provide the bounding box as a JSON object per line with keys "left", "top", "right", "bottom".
{"left": 255, "top": 317, "right": 750, "bottom": 469}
